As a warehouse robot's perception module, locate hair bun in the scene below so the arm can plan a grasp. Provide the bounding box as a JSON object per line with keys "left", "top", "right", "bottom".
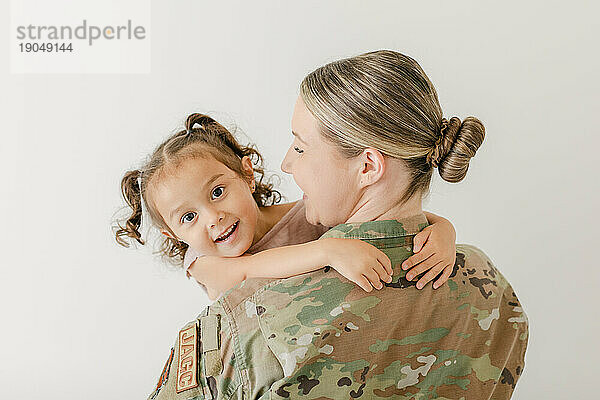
{"left": 428, "top": 117, "right": 461, "bottom": 168}
{"left": 436, "top": 116, "right": 485, "bottom": 183}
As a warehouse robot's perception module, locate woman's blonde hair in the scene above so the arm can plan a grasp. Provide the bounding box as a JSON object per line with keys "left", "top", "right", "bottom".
{"left": 113, "top": 113, "right": 281, "bottom": 263}
{"left": 300, "top": 50, "right": 485, "bottom": 204}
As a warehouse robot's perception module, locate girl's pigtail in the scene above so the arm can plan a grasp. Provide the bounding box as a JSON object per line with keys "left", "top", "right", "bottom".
{"left": 185, "top": 113, "right": 221, "bottom": 133}
{"left": 115, "top": 169, "right": 145, "bottom": 247}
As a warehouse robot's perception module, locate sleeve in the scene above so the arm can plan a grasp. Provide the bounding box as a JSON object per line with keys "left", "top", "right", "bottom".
{"left": 148, "top": 320, "right": 206, "bottom": 400}
{"left": 147, "top": 312, "right": 243, "bottom": 400}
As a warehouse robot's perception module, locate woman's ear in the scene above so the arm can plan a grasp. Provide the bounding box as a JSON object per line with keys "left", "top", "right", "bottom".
{"left": 358, "top": 147, "right": 386, "bottom": 188}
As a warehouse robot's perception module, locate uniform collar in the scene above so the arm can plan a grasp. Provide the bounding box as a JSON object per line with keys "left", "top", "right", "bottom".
{"left": 320, "top": 213, "right": 429, "bottom": 240}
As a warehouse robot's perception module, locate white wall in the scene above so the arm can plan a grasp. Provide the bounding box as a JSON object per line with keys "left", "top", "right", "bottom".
{"left": 1, "top": 1, "right": 598, "bottom": 398}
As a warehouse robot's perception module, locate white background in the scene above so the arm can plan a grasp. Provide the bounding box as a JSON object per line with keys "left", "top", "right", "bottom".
{"left": 1, "top": 1, "right": 598, "bottom": 398}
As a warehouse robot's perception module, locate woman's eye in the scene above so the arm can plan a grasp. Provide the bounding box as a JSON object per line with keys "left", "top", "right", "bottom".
{"left": 293, "top": 146, "right": 304, "bottom": 154}
{"left": 211, "top": 186, "right": 224, "bottom": 199}
{"left": 181, "top": 212, "right": 196, "bottom": 224}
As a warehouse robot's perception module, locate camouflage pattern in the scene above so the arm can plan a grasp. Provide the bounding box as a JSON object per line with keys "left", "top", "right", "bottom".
{"left": 148, "top": 281, "right": 284, "bottom": 400}
{"left": 149, "top": 213, "right": 528, "bottom": 399}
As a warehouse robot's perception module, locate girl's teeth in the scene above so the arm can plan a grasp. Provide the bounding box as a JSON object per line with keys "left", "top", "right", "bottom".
{"left": 217, "top": 222, "right": 237, "bottom": 241}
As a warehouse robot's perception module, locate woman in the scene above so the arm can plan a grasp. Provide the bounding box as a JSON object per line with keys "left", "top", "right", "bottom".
{"left": 148, "top": 50, "right": 528, "bottom": 400}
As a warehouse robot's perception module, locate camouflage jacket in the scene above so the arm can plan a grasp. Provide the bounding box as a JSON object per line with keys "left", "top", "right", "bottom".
{"left": 148, "top": 214, "right": 528, "bottom": 400}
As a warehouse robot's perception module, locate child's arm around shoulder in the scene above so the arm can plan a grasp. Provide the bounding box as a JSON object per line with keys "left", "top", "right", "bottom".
{"left": 187, "top": 239, "right": 395, "bottom": 300}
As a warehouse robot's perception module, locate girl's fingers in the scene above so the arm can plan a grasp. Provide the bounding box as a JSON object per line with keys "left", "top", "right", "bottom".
{"left": 373, "top": 260, "right": 392, "bottom": 283}
{"left": 403, "top": 248, "right": 435, "bottom": 273}
{"left": 376, "top": 251, "right": 393, "bottom": 275}
{"left": 433, "top": 264, "right": 454, "bottom": 289}
{"left": 356, "top": 275, "right": 373, "bottom": 292}
{"left": 364, "top": 268, "right": 383, "bottom": 290}
{"left": 412, "top": 228, "right": 431, "bottom": 253}
{"left": 415, "top": 260, "right": 445, "bottom": 290}
{"left": 405, "top": 253, "right": 439, "bottom": 282}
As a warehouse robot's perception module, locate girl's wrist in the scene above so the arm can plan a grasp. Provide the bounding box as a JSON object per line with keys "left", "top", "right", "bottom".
{"left": 318, "top": 238, "right": 337, "bottom": 265}
{"left": 236, "top": 256, "right": 252, "bottom": 280}
{"left": 239, "top": 262, "right": 249, "bottom": 281}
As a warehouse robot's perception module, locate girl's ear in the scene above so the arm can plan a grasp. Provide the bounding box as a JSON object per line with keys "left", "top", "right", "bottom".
{"left": 241, "top": 156, "right": 254, "bottom": 176}
{"left": 241, "top": 156, "right": 255, "bottom": 191}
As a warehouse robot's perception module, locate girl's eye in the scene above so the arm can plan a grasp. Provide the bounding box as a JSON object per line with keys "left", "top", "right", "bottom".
{"left": 181, "top": 212, "right": 196, "bottom": 224}
{"left": 293, "top": 146, "right": 304, "bottom": 154}
{"left": 211, "top": 186, "right": 224, "bottom": 199}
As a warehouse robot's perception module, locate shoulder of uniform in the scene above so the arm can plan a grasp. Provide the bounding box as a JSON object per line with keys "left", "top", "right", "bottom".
{"left": 456, "top": 243, "right": 493, "bottom": 265}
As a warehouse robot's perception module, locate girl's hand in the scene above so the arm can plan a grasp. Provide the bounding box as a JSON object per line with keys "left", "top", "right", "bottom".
{"left": 401, "top": 218, "right": 457, "bottom": 290}
{"left": 188, "top": 257, "right": 245, "bottom": 301}
{"left": 322, "top": 238, "right": 393, "bottom": 292}
{"left": 204, "top": 285, "right": 222, "bottom": 301}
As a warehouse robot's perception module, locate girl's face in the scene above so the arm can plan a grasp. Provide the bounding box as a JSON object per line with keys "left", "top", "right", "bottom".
{"left": 281, "top": 96, "right": 361, "bottom": 227}
{"left": 149, "top": 155, "right": 259, "bottom": 257}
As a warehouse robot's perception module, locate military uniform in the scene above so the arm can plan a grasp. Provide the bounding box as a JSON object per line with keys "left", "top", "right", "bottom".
{"left": 149, "top": 214, "right": 528, "bottom": 399}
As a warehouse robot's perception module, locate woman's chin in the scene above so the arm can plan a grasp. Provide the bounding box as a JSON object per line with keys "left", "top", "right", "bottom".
{"left": 304, "top": 207, "right": 320, "bottom": 226}
{"left": 305, "top": 197, "right": 340, "bottom": 226}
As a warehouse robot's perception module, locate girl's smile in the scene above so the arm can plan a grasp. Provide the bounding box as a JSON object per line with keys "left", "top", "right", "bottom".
{"left": 214, "top": 220, "right": 239, "bottom": 244}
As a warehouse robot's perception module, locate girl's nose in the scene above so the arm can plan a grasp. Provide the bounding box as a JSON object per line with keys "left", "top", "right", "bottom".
{"left": 204, "top": 208, "right": 225, "bottom": 229}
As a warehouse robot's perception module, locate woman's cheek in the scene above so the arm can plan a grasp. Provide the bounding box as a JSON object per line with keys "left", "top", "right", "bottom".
{"left": 300, "top": 160, "right": 315, "bottom": 194}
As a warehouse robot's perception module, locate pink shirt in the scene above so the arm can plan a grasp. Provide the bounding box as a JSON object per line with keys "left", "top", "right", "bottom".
{"left": 183, "top": 200, "right": 329, "bottom": 270}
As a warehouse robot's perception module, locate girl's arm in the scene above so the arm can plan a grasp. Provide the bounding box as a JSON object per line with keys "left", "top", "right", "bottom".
{"left": 188, "top": 238, "right": 394, "bottom": 300}
{"left": 190, "top": 211, "right": 457, "bottom": 300}
{"left": 401, "top": 211, "right": 457, "bottom": 290}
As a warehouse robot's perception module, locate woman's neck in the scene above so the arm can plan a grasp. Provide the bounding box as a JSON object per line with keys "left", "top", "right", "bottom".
{"left": 374, "top": 196, "right": 423, "bottom": 222}
{"left": 345, "top": 156, "right": 424, "bottom": 224}
{"left": 346, "top": 188, "right": 423, "bottom": 224}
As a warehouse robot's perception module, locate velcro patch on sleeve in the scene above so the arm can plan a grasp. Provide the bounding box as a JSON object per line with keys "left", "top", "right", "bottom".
{"left": 176, "top": 323, "right": 199, "bottom": 393}
{"left": 200, "top": 315, "right": 219, "bottom": 352}
{"left": 201, "top": 314, "right": 223, "bottom": 377}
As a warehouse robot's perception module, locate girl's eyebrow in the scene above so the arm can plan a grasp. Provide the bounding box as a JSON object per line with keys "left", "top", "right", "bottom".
{"left": 168, "top": 173, "right": 224, "bottom": 221}
{"left": 203, "top": 173, "right": 225, "bottom": 190}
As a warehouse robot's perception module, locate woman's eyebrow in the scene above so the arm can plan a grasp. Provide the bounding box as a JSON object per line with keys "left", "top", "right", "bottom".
{"left": 292, "top": 130, "right": 308, "bottom": 144}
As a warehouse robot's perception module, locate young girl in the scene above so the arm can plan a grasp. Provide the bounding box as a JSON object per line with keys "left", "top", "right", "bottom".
{"left": 114, "top": 113, "right": 457, "bottom": 300}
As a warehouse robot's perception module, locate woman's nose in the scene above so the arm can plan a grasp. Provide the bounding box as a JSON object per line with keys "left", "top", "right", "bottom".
{"left": 281, "top": 149, "right": 293, "bottom": 174}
